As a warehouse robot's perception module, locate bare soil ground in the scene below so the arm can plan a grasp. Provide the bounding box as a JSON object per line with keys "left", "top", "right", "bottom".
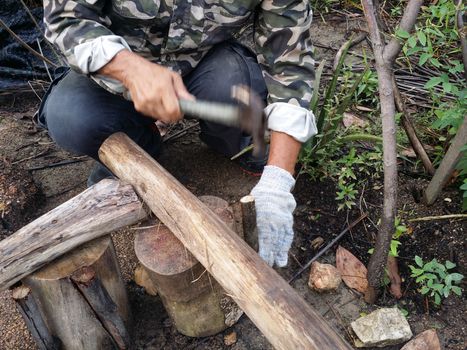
{"left": 1, "top": 16, "right": 465, "bottom": 350}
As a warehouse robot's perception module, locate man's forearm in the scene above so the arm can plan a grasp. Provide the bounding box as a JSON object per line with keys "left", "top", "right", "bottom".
{"left": 267, "top": 131, "right": 301, "bottom": 175}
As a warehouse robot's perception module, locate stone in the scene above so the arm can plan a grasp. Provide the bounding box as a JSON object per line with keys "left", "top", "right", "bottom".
{"left": 224, "top": 331, "right": 237, "bottom": 346}
{"left": 351, "top": 308, "right": 412, "bottom": 347}
{"left": 400, "top": 329, "right": 440, "bottom": 350}
{"left": 308, "top": 262, "right": 341, "bottom": 292}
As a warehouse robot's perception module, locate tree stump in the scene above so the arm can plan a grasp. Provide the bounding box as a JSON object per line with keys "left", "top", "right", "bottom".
{"left": 22, "top": 236, "right": 131, "bottom": 350}
{"left": 134, "top": 196, "right": 243, "bottom": 337}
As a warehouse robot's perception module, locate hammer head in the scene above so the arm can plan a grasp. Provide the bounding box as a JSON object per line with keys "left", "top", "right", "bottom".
{"left": 232, "top": 85, "right": 267, "bottom": 157}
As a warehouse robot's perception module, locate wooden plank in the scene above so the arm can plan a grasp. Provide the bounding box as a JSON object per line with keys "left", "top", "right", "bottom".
{"left": 0, "top": 179, "right": 148, "bottom": 290}
{"left": 99, "top": 133, "right": 352, "bottom": 350}
{"left": 424, "top": 117, "right": 467, "bottom": 205}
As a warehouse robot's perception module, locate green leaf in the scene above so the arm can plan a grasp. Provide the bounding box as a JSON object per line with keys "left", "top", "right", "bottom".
{"left": 443, "top": 285, "right": 450, "bottom": 298}
{"left": 407, "top": 36, "right": 417, "bottom": 48}
{"left": 445, "top": 260, "right": 456, "bottom": 269}
{"left": 417, "top": 31, "right": 427, "bottom": 46}
{"left": 415, "top": 255, "right": 423, "bottom": 267}
{"left": 419, "top": 53, "right": 431, "bottom": 66}
{"left": 425, "top": 76, "right": 443, "bottom": 89}
{"left": 451, "top": 286, "right": 462, "bottom": 296}
{"left": 449, "top": 273, "right": 464, "bottom": 282}
{"left": 434, "top": 293, "right": 441, "bottom": 305}
{"left": 396, "top": 28, "right": 411, "bottom": 39}
{"left": 420, "top": 286, "right": 430, "bottom": 294}
{"left": 432, "top": 284, "right": 444, "bottom": 292}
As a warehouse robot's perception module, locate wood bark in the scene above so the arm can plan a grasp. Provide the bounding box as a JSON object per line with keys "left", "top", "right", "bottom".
{"left": 135, "top": 196, "right": 243, "bottom": 337}
{"left": 0, "top": 179, "right": 147, "bottom": 290}
{"left": 424, "top": 116, "right": 467, "bottom": 205}
{"left": 23, "top": 236, "right": 130, "bottom": 350}
{"left": 99, "top": 133, "right": 352, "bottom": 350}
{"left": 12, "top": 285, "right": 62, "bottom": 350}
{"left": 362, "top": 0, "right": 423, "bottom": 304}
{"left": 71, "top": 266, "right": 130, "bottom": 349}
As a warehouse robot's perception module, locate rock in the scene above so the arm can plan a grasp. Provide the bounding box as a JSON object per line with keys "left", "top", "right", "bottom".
{"left": 400, "top": 329, "right": 440, "bottom": 350}
{"left": 224, "top": 331, "right": 237, "bottom": 346}
{"left": 308, "top": 262, "right": 341, "bottom": 292}
{"left": 351, "top": 308, "right": 412, "bottom": 347}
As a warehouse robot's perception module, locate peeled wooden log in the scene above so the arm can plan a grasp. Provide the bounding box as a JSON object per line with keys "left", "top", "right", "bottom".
{"left": 0, "top": 179, "right": 148, "bottom": 291}
{"left": 23, "top": 236, "right": 131, "bottom": 350}
{"left": 99, "top": 133, "right": 352, "bottom": 350}
{"left": 135, "top": 196, "right": 243, "bottom": 337}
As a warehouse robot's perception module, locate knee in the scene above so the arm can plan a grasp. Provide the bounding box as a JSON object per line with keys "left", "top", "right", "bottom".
{"left": 191, "top": 43, "right": 267, "bottom": 103}
{"left": 43, "top": 89, "right": 114, "bottom": 159}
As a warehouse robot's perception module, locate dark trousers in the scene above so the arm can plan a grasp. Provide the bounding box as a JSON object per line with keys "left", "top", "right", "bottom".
{"left": 38, "top": 42, "right": 267, "bottom": 160}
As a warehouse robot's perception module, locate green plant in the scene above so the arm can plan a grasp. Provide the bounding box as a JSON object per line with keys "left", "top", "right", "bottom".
{"left": 409, "top": 256, "right": 464, "bottom": 305}
{"left": 335, "top": 181, "right": 358, "bottom": 211}
{"left": 368, "top": 217, "right": 408, "bottom": 257}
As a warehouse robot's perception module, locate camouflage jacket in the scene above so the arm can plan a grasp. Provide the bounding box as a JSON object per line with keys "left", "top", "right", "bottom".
{"left": 44, "top": 0, "right": 317, "bottom": 142}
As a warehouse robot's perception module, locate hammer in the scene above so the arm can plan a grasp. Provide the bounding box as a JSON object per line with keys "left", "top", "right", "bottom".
{"left": 179, "top": 85, "right": 267, "bottom": 156}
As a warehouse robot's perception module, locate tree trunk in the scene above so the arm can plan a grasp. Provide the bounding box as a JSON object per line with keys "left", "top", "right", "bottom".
{"left": 99, "top": 132, "right": 352, "bottom": 350}
{"left": 0, "top": 179, "right": 147, "bottom": 291}
{"left": 23, "top": 236, "right": 131, "bottom": 350}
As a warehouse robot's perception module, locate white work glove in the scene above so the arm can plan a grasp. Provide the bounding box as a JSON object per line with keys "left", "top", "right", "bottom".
{"left": 251, "top": 165, "right": 296, "bottom": 267}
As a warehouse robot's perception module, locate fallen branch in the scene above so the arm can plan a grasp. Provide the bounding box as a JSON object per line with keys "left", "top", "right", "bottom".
{"left": 424, "top": 117, "right": 467, "bottom": 205}
{"left": 288, "top": 213, "right": 368, "bottom": 284}
{"left": 408, "top": 214, "right": 467, "bottom": 222}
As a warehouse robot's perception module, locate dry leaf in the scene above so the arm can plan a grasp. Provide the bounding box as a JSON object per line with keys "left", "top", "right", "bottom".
{"left": 342, "top": 112, "right": 368, "bottom": 128}
{"left": 336, "top": 246, "right": 368, "bottom": 293}
{"left": 224, "top": 332, "right": 237, "bottom": 346}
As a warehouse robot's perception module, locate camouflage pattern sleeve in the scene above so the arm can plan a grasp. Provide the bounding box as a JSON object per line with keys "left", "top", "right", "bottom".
{"left": 255, "top": 0, "right": 317, "bottom": 142}
{"left": 43, "top": 0, "right": 130, "bottom": 75}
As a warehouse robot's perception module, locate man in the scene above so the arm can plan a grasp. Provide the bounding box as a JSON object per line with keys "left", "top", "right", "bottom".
{"left": 39, "top": 0, "right": 317, "bottom": 267}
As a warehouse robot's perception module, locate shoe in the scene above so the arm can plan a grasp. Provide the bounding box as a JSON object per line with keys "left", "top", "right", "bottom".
{"left": 87, "top": 163, "right": 115, "bottom": 187}
{"left": 237, "top": 136, "right": 269, "bottom": 176}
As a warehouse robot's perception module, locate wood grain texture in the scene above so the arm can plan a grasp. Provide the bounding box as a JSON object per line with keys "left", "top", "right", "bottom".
{"left": 0, "top": 179, "right": 148, "bottom": 290}
{"left": 100, "top": 133, "right": 352, "bottom": 350}
{"left": 24, "top": 236, "right": 130, "bottom": 350}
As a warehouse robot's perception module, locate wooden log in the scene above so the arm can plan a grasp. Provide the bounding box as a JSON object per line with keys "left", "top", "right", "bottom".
{"left": 424, "top": 116, "right": 467, "bottom": 205}
{"left": 12, "top": 285, "right": 62, "bottom": 350}
{"left": 23, "top": 236, "right": 130, "bottom": 350}
{"left": 99, "top": 133, "right": 352, "bottom": 350}
{"left": 240, "top": 195, "right": 258, "bottom": 251}
{"left": 71, "top": 266, "right": 130, "bottom": 349}
{"left": 0, "top": 179, "right": 148, "bottom": 291}
{"left": 135, "top": 196, "right": 243, "bottom": 337}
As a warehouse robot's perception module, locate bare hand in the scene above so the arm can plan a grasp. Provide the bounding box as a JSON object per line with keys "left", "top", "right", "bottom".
{"left": 100, "top": 50, "right": 194, "bottom": 123}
